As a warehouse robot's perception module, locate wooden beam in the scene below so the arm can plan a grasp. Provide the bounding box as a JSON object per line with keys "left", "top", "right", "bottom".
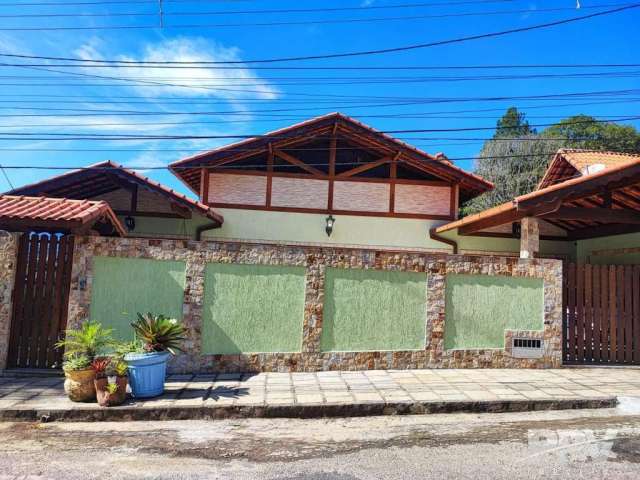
{"left": 569, "top": 222, "right": 640, "bottom": 240}
{"left": 328, "top": 132, "right": 336, "bottom": 211}
{"left": 273, "top": 149, "right": 324, "bottom": 176}
{"left": 337, "top": 157, "right": 391, "bottom": 178}
{"left": 199, "top": 168, "right": 209, "bottom": 204}
{"left": 541, "top": 206, "right": 640, "bottom": 224}
{"left": 169, "top": 202, "right": 192, "bottom": 219}
{"left": 458, "top": 208, "right": 522, "bottom": 235}
{"left": 266, "top": 143, "right": 274, "bottom": 207}
{"left": 389, "top": 153, "right": 398, "bottom": 213}
{"left": 130, "top": 184, "right": 138, "bottom": 213}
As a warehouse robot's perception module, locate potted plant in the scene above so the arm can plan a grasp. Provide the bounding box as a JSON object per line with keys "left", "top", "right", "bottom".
{"left": 124, "top": 312, "right": 187, "bottom": 398}
{"left": 93, "top": 357, "right": 129, "bottom": 407}
{"left": 56, "top": 321, "right": 114, "bottom": 402}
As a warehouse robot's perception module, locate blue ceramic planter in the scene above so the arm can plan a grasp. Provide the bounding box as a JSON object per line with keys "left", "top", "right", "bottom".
{"left": 124, "top": 351, "right": 171, "bottom": 398}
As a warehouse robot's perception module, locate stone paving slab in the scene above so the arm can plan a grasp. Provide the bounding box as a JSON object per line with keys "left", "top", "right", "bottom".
{"left": 0, "top": 368, "right": 636, "bottom": 422}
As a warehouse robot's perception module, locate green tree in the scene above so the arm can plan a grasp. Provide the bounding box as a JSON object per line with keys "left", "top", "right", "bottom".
{"left": 543, "top": 114, "right": 640, "bottom": 151}
{"left": 462, "top": 134, "right": 563, "bottom": 215}
{"left": 461, "top": 112, "right": 640, "bottom": 215}
{"left": 494, "top": 107, "right": 535, "bottom": 138}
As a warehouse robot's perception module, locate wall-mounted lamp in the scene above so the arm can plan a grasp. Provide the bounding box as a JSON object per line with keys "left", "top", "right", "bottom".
{"left": 325, "top": 215, "right": 335, "bottom": 237}
{"left": 124, "top": 216, "right": 136, "bottom": 232}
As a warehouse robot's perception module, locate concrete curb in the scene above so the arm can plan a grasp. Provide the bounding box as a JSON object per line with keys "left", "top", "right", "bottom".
{"left": 0, "top": 396, "right": 617, "bottom": 423}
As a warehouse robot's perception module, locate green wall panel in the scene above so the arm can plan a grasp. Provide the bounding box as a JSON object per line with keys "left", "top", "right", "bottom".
{"left": 444, "top": 274, "right": 544, "bottom": 350}
{"left": 201, "top": 263, "right": 306, "bottom": 354}
{"left": 320, "top": 268, "right": 427, "bottom": 352}
{"left": 89, "top": 256, "right": 186, "bottom": 341}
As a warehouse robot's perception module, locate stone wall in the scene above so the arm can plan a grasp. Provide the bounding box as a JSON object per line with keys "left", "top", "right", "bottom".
{"left": 0, "top": 233, "right": 19, "bottom": 371}
{"left": 68, "top": 236, "right": 563, "bottom": 373}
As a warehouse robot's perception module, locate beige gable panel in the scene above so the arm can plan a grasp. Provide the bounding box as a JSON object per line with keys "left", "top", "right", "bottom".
{"left": 333, "top": 181, "right": 390, "bottom": 212}
{"left": 394, "top": 184, "right": 451, "bottom": 216}
{"left": 271, "top": 177, "right": 329, "bottom": 210}
{"left": 209, "top": 173, "right": 267, "bottom": 206}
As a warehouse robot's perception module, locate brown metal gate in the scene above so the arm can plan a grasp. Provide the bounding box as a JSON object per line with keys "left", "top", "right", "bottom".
{"left": 563, "top": 263, "right": 640, "bottom": 365}
{"left": 6, "top": 232, "right": 75, "bottom": 369}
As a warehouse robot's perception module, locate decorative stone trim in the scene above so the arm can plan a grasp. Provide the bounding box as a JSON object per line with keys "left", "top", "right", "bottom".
{"left": 68, "top": 236, "right": 563, "bottom": 373}
{"left": 0, "top": 233, "right": 19, "bottom": 371}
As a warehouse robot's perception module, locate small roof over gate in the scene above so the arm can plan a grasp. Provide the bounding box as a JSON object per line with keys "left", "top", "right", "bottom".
{"left": 0, "top": 195, "right": 127, "bottom": 236}
{"left": 436, "top": 153, "right": 640, "bottom": 240}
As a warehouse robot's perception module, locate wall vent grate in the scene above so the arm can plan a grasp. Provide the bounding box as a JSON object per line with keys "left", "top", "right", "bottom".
{"left": 512, "top": 338, "right": 543, "bottom": 358}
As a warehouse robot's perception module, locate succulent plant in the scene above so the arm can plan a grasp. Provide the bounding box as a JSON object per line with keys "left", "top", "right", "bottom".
{"left": 131, "top": 312, "right": 187, "bottom": 355}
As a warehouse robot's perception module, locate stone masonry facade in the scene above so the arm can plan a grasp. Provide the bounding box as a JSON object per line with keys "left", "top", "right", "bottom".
{"left": 67, "top": 236, "right": 563, "bottom": 373}
{"left": 0, "top": 233, "right": 19, "bottom": 371}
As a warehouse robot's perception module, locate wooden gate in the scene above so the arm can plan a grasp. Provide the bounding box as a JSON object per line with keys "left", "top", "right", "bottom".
{"left": 6, "top": 233, "right": 75, "bottom": 369}
{"left": 563, "top": 263, "right": 640, "bottom": 365}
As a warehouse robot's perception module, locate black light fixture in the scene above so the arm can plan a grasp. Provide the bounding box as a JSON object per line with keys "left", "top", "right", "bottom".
{"left": 124, "top": 216, "right": 136, "bottom": 232}
{"left": 325, "top": 215, "right": 335, "bottom": 237}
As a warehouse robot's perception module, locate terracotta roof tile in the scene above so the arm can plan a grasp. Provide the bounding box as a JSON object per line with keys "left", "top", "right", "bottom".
{"left": 0, "top": 195, "right": 126, "bottom": 236}
{"left": 559, "top": 149, "right": 640, "bottom": 171}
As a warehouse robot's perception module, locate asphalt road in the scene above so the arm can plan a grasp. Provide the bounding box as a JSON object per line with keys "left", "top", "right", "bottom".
{"left": 2, "top": 398, "right": 640, "bottom": 479}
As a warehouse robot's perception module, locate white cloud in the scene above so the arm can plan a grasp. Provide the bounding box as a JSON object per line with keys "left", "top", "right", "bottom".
{"left": 74, "top": 37, "right": 278, "bottom": 101}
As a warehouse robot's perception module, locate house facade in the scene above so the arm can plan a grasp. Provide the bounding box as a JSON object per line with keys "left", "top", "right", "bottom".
{"left": 0, "top": 113, "right": 638, "bottom": 373}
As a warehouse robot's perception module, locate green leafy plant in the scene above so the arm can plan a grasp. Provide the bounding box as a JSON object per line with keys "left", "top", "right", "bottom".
{"left": 62, "top": 354, "right": 91, "bottom": 372}
{"left": 113, "top": 338, "right": 147, "bottom": 357}
{"left": 91, "top": 357, "right": 111, "bottom": 378}
{"left": 113, "top": 361, "right": 128, "bottom": 377}
{"left": 56, "top": 321, "right": 114, "bottom": 360}
{"left": 105, "top": 383, "right": 119, "bottom": 394}
{"left": 131, "top": 312, "right": 187, "bottom": 355}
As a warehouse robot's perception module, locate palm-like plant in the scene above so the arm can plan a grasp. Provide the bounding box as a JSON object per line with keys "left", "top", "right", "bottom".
{"left": 131, "top": 312, "right": 187, "bottom": 355}
{"left": 56, "top": 321, "right": 114, "bottom": 361}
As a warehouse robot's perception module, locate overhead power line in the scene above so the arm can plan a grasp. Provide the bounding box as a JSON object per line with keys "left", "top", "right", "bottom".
{"left": 0, "top": 0, "right": 512, "bottom": 8}
{"left": 0, "top": 4, "right": 636, "bottom": 59}
{"left": 0, "top": 164, "right": 13, "bottom": 189}
{"left": 4, "top": 150, "right": 640, "bottom": 172}
{"left": 0, "top": 3, "right": 630, "bottom": 26}
{"left": 0, "top": 62, "right": 638, "bottom": 70}
{"left": 0, "top": 115, "right": 637, "bottom": 140}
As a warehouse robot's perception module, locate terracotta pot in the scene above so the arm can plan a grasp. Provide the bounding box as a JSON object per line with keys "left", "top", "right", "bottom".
{"left": 63, "top": 367, "right": 96, "bottom": 402}
{"left": 94, "top": 376, "right": 128, "bottom": 407}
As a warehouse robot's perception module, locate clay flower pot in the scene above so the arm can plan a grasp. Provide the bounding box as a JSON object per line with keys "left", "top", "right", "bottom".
{"left": 94, "top": 376, "right": 128, "bottom": 407}
{"left": 63, "top": 367, "right": 96, "bottom": 402}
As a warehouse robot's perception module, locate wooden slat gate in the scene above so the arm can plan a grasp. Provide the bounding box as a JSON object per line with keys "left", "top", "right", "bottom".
{"left": 564, "top": 263, "right": 640, "bottom": 365}
{"left": 6, "top": 232, "right": 75, "bottom": 369}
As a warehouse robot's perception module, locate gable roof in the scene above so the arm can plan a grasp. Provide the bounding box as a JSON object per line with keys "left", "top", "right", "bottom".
{"left": 435, "top": 154, "right": 640, "bottom": 239}
{"left": 7, "top": 161, "right": 223, "bottom": 226}
{"left": 0, "top": 195, "right": 126, "bottom": 236}
{"left": 169, "top": 112, "right": 493, "bottom": 200}
{"left": 538, "top": 149, "right": 640, "bottom": 189}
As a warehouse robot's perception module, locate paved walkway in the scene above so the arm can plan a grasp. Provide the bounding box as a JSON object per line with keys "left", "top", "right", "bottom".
{"left": 1, "top": 368, "right": 639, "bottom": 421}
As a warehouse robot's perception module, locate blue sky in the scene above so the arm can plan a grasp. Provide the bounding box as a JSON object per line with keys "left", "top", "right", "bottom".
{"left": 0, "top": 0, "right": 638, "bottom": 196}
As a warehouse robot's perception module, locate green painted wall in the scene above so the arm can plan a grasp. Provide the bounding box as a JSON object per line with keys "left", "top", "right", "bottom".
{"left": 204, "top": 208, "right": 447, "bottom": 250}
{"left": 441, "top": 230, "right": 576, "bottom": 259}
{"left": 201, "top": 263, "right": 306, "bottom": 354}
{"left": 576, "top": 232, "right": 640, "bottom": 265}
{"left": 444, "top": 274, "right": 544, "bottom": 350}
{"left": 89, "top": 256, "right": 186, "bottom": 341}
{"left": 120, "top": 213, "right": 211, "bottom": 239}
{"left": 320, "top": 268, "right": 427, "bottom": 352}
